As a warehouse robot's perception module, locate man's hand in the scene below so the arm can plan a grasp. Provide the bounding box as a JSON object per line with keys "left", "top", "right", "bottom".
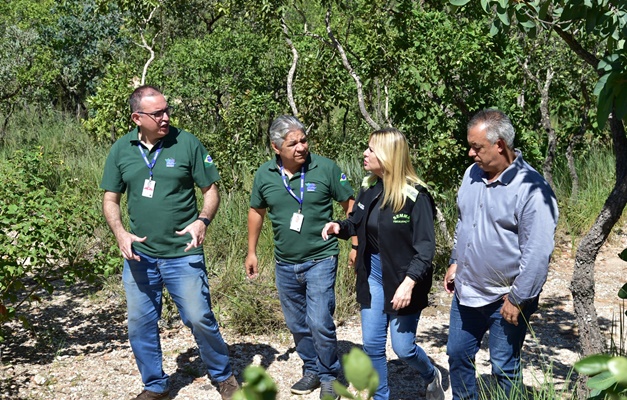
{"left": 176, "top": 219, "right": 207, "bottom": 252}
{"left": 391, "top": 277, "right": 415, "bottom": 310}
{"left": 444, "top": 264, "right": 457, "bottom": 294}
{"left": 500, "top": 294, "right": 521, "bottom": 326}
{"left": 116, "top": 231, "right": 146, "bottom": 261}
{"left": 245, "top": 253, "right": 259, "bottom": 279}
{"left": 321, "top": 222, "right": 340, "bottom": 241}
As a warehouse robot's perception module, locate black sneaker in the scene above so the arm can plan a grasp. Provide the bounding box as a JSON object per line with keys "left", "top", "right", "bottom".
{"left": 320, "top": 380, "right": 339, "bottom": 400}
{"left": 291, "top": 372, "right": 321, "bottom": 395}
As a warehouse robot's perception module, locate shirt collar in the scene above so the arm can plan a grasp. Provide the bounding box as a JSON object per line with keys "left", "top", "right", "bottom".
{"left": 482, "top": 149, "right": 523, "bottom": 186}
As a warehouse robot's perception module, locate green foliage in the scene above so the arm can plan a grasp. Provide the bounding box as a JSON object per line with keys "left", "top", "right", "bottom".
{"left": 83, "top": 61, "right": 136, "bottom": 143}
{"left": 232, "top": 348, "right": 378, "bottom": 400}
{"left": 333, "top": 347, "right": 379, "bottom": 400}
{"left": 41, "top": 0, "right": 130, "bottom": 113}
{"left": 553, "top": 145, "right": 617, "bottom": 236}
{"left": 451, "top": 0, "right": 627, "bottom": 127}
{"left": 575, "top": 354, "right": 627, "bottom": 399}
{"left": 233, "top": 366, "right": 278, "bottom": 400}
{"left": 0, "top": 147, "right": 119, "bottom": 343}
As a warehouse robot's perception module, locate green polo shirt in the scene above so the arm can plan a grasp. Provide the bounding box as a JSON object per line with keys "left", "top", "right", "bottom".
{"left": 100, "top": 127, "right": 220, "bottom": 258}
{"left": 250, "top": 153, "right": 354, "bottom": 264}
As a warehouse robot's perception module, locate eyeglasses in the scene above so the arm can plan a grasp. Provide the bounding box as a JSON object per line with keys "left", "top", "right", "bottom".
{"left": 136, "top": 106, "right": 174, "bottom": 120}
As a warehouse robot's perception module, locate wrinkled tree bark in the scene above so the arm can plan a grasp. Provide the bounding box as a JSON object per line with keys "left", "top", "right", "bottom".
{"left": 571, "top": 114, "right": 627, "bottom": 358}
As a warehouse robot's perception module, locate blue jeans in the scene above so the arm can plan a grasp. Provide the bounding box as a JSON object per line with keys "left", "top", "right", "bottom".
{"left": 360, "top": 253, "right": 436, "bottom": 400}
{"left": 123, "top": 251, "right": 232, "bottom": 393}
{"left": 447, "top": 294, "right": 539, "bottom": 400}
{"left": 275, "top": 256, "right": 340, "bottom": 382}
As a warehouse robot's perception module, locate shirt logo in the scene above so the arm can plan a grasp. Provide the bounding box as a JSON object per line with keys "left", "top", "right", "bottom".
{"left": 204, "top": 155, "right": 214, "bottom": 165}
{"left": 357, "top": 202, "right": 365, "bottom": 210}
{"left": 393, "top": 213, "right": 410, "bottom": 224}
{"left": 165, "top": 158, "right": 176, "bottom": 167}
{"left": 340, "top": 173, "right": 348, "bottom": 182}
{"left": 306, "top": 183, "right": 317, "bottom": 192}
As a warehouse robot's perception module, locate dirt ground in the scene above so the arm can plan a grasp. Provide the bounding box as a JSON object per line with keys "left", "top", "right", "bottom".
{"left": 1, "top": 231, "right": 626, "bottom": 400}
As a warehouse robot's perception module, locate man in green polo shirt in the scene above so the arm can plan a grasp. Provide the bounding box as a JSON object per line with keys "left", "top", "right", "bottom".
{"left": 101, "top": 85, "right": 237, "bottom": 400}
{"left": 245, "top": 115, "right": 355, "bottom": 400}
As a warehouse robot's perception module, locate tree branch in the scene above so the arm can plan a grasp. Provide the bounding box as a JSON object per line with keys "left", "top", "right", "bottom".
{"left": 282, "top": 18, "right": 299, "bottom": 117}
{"left": 324, "top": 8, "right": 380, "bottom": 130}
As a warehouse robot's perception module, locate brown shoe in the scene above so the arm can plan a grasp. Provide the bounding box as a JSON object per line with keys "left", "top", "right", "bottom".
{"left": 132, "top": 389, "right": 170, "bottom": 400}
{"left": 218, "top": 374, "right": 239, "bottom": 400}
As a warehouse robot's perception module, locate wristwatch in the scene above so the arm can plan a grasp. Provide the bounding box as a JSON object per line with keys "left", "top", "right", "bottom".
{"left": 197, "top": 217, "right": 211, "bottom": 226}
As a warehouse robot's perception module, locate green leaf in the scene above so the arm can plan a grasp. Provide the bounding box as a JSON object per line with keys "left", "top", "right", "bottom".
{"left": 331, "top": 381, "right": 354, "bottom": 399}
{"left": 594, "top": 73, "right": 613, "bottom": 126}
{"left": 450, "top": 0, "right": 471, "bottom": 6}
{"left": 538, "top": 1, "right": 550, "bottom": 20}
{"left": 575, "top": 354, "right": 612, "bottom": 375}
{"left": 489, "top": 22, "right": 500, "bottom": 36}
{"left": 608, "top": 357, "right": 627, "bottom": 384}
{"left": 342, "top": 348, "right": 377, "bottom": 391}
{"left": 587, "top": 371, "right": 617, "bottom": 390}
{"left": 496, "top": 6, "right": 510, "bottom": 26}
{"left": 618, "top": 283, "right": 627, "bottom": 299}
{"left": 480, "top": 0, "right": 490, "bottom": 13}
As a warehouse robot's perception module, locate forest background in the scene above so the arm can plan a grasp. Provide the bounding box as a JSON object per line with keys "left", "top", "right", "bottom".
{"left": 0, "top": 0, "right": 626, "bottom": 396}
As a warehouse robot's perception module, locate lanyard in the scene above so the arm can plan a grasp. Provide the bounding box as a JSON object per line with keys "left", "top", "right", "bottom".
{"left": 280, "top": 164, "right": 305, "bottom": 213}
{"left": 138, "top": 141, "right": 164, "bottom": 180}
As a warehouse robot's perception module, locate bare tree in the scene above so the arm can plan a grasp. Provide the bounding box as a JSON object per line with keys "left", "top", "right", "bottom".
{"left": 324, "top": 9, "right": 380, "bottom": 130}
{"left": 282, "top": 18, "right": 299, "bottom": 117}
{"left": 133, "top": 4, "right": 161, "bottom": 85}
{"left": 521, "top": 58, "right": 556, "bottom": 189}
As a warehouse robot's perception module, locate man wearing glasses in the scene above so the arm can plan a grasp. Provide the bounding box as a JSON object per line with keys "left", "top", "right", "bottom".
{"left": 100, "top": 85, "right": 238, "bottom": 400}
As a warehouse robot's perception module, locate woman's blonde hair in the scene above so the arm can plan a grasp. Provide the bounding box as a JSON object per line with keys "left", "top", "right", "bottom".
{"left": 364, "top": 128, "right": 427, "bottom": 213}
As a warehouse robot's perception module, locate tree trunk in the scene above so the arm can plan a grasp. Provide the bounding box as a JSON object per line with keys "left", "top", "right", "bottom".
{"left": 571, "top": 114, "right": 627, "bottom": 356}
{"left": 539, "top": 68, "right": 556, "bottom": 189}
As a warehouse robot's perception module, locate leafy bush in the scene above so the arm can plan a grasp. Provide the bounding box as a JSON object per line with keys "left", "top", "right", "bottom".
{"left": 0, "top": 147, "right": 119, "bottom": 342}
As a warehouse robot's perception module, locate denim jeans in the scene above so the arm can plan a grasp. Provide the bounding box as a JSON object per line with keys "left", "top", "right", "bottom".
{"left": 275, "top": 256, "right": 340, "bottom": 382}
{"left": 447, "top": 294, "right": 539, "bottom": 400}
{"left": 123, "top": 251, "right": 232, "bottom": 393}
{"left": 360, "top": 253, "right": 436, "bottom": 400}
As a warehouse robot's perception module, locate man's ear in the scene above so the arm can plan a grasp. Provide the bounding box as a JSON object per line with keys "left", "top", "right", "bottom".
{"left": 496, "top": 138, "right": 506, "bottom": 154}
{"left": 131, "top": 112, "right": 141, "bottom": 127}
{"left": 271, "top": 142, "right": 281, "bottom": 155}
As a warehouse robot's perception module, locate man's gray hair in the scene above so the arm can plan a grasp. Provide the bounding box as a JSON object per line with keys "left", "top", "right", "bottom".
{"left": 468, "top": 109, "right": 515, "bottom": 149}
{"left": 269, "top": 115, "right": 305, "bottom": 148}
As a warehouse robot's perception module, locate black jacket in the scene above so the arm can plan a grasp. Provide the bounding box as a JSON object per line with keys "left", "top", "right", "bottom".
{"left": 335, "top": 178, "right": 435, "bottom": 315}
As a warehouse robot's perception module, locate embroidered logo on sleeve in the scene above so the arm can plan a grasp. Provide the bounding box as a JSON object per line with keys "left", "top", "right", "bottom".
{"left": 340, "top": 173, "right": 348, "bottom": 182}
{"left": 204, "top": 154, "right": 214, "bottom": 166}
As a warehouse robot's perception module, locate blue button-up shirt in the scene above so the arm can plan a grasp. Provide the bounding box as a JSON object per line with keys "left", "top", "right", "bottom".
{"left": 451, "top": 151, "right": 559, "bottom": 307}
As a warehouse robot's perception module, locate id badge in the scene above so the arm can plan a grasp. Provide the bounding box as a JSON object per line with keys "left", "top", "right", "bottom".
{"left": 142, "top": 179, "right": 156, "bottom": 198}
{"left": 290, "top": 212, "right": 304, "bottom": 232}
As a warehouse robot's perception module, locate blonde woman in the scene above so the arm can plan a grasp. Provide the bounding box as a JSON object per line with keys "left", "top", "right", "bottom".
{"left": 322, "top": 128, "right": 445, "bottom": 400}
